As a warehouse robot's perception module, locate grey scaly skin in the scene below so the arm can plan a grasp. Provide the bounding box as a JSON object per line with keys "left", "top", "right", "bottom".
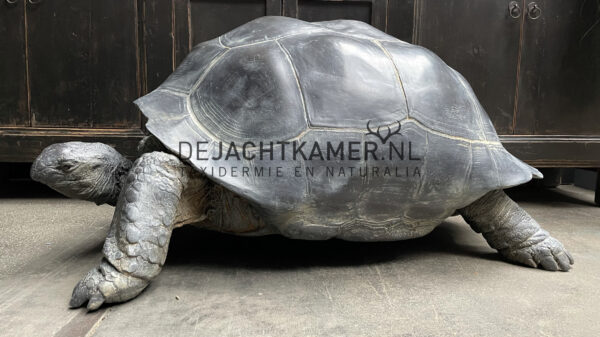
{"left": 32, "top": 143, "right": 208, "bottom": 309}
{"left": 31, "top": 142, "right": 572, "bottom": 310}
{"left": 460, "top": 190, "right": 573, "bottom": 271}
{"left": 69, "top": 152, "right": 192, "bottom": 309}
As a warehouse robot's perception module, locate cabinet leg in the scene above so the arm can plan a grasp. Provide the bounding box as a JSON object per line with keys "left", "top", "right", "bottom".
{"left": 595, "top": 169, "right": 600, "bottom": 206}
{"left": 539, "top": 168, "right": 562, "bottom": 188}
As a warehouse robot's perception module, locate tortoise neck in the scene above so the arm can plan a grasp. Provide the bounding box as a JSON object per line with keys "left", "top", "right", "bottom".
{"left": 94, "top": 156, "right": 132, "bottom": 206}
{"left": 113, "top": 158, "right": 133, "bottom": 204}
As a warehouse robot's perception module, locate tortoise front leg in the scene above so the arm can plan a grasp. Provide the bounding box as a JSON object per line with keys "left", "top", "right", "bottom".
{"left": 70, "top": 152, "right": 190, "bottom": 310}
{"left": 459, "top": 190, "right": 574, "bottom": 271}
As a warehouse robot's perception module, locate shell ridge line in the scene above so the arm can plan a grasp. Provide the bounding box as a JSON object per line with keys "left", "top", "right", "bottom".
{"left": 299, "top": 139, "right": 310, "bottom": 201}
{"left": 185, "top": 96, "right": 219, "bottom": 142}
{"left": 330, "top": 216, "right": 442, "bottom": 227}
{"left": 409, "top": 105, "right": 471, "bottom": 136}
{"left": 463, "top": 142, "right": 474, "bottom": 200}
{"left": 147, "top": 114, "right": 187, "bottom": 122}
{"left": 222, "top": 30, "right": 325, "bottom": 50}
{"left": 451, "top": 69, "right": 489, "bottom": 142}
{"left": 151, "top": 35, "right": 504, "bottom": 147}
{"left": 156, "top": 87, "right": 189, "bottom": 97}
{"left": 411, "top": 131, "right": 428, "bottom": 200}
{"left": 190, "top": 48, "right": 231, "bottom": 93}
{"left": 148, "top": 90, "right": 503, "bottom": 146}
{"left": 372, "top": 40, "right": 411, "bottom": 118}
{"left": 407, "top": 117, "right": 502, "bottom": 146}
{"left": 184, "top": 47, "right": 231, "bottom": 142}
{"left": 200, "top": 98, "right": 247, "bottom": 138}
{"left": 406, "top": 111, "right": 485, "bottom": 142}
{"left": 309, "top": 21, "right": 398, "bottom": 43}
{"left": 487, "top": 144, "right": 502, "bottom": 187}
{"left": 218, "top": 35, "right": 231, "bottom": 49}
{"left": 275, "top": 40, "right": 310, "bottom": 129}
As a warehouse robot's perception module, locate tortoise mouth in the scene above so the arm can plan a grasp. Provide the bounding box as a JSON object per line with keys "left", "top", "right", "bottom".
{"left": 31, "top": 144, "right": 66, "bottom": 185}
{"left": 30, "top": 156, "right": 43, "bottom": 182}
{"left": 31, "top": 141, "right": 131, "bottom": 206}
{"left": 31, "top": 150, "right": 55, "bottom": 184}
{"left": 30, "top": 157, "right": 103, "bottom": 201}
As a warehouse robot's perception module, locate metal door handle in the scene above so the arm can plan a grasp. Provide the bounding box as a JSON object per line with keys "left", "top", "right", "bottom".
{"left": 27, "top": 0, "right": 42, "bottom": 4}
{"left": 527, "top": 2, "right": 542, "bottom": 20}
{"left": 509, "top": 1, "right": 522, "bottom": 19}
{"left": 5, "top": 0, "right": 19, "bottom": 5}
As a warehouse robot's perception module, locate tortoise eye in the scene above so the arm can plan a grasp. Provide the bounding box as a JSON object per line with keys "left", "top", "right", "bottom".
{"left": 57, "top": 161, "right": 74, "bottom": 171}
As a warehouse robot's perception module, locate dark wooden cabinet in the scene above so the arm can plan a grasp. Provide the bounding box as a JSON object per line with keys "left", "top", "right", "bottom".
{"left": 515, "top": 0, "right": 600, "bottom": 136}
{"left": 416, "top": 0, "right": 600, "bottom": 167}
{"left": 0, "top": 0, "right": 144, "bottom": 161}
{"left": 415, "top": 0, "right": 522, "bottom": 135}
{"left": 147, "top": 0, "right": 413, "bottom": 88}
{"left": 26, "top": 0, "right": 141, "bottom": 128}
{"left": 1, "top": 0, "right": 599, "bottom": 168}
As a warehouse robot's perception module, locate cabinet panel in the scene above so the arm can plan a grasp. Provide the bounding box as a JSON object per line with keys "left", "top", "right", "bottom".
{"left": 173, "top": 0, "right": 281, "bottom": 66}
{"left": 0, "top": 0, "right": 28, "bottom": 126}
{"left": 89, "top": 0, "right": 141, "bottom": 128}
{"left": 26, "top": 0, "right": 140, "bottom": 128}
{"left": 387, "top": 0, "right": 415, "bottom": 42}
{"left": 515, "top": 0, "right": 600, "bottom": 135}
{"left": 191, "top": 0, "right": 272, "bottom": 45}
{"left": 296, "top": 1, "right": 371, "bottom": 24}
{"left": 144, "top": 0, "right": 175, "bottom": 92}
{"left": 283, "top": 0, "right": 387, "bottom": 30}
{"left": 416, "top": 0, "right": 521, "bottom": 135}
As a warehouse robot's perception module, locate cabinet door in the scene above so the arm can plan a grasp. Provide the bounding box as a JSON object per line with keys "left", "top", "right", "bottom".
{"left": 26, "top": 0, "right": 141, "bottom": 128}
{"left": 145, "top": 0, "right": 416, "bottom": 91}
{"left": 515, "top": 0, "right": 600, "bottom": 135}
{"left": 283, "top": 0, "right": 387, "bottom": 31}
{"left": 144, "top": 0, "right": 282, "bottom": 93}
{"left": 0, "top": 0, "right": 28, "bottom": 126}
{"left": 172, "top": 0, "right": 282, "bottom": 66}
{"left": 416, "top": 0, "right": 522, "bottom": 135}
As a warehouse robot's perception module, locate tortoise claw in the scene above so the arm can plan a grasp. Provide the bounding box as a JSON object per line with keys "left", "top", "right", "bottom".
{"left": 69, "top": 259, "right": 148, "bottom": 311}
{"left": 87, "top": 292, "right": 106, "bottom": 311}
{"left": 69, "top": 264, "right": 106, "bottom": 310}
{"left": 502, "top": 236, "right": 574, "bottom": 272}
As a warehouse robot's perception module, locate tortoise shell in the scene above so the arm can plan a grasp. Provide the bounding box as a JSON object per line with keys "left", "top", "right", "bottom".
{"left": 135, "top": 16, "right": 540, "bottom": 241}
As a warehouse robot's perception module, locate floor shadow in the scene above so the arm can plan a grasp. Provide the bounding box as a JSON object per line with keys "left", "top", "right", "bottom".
{"left": 506, "top": 184, "right": 596, "bottom": 207}
{"left": 75, "top": 241, "right": 106, "bottom": 259}
{"left": 165, "top": 222, "right": 502, "bottom": 271}
{"left": 0, "top": 180, "right": 64, "bottom": 198}
{"left": 0, "top": 163, "right": 64, "bottom": 198}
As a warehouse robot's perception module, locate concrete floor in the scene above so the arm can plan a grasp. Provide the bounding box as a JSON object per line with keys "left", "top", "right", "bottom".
{"left": 0, "top": 184, "right": 599, "bottom": 337}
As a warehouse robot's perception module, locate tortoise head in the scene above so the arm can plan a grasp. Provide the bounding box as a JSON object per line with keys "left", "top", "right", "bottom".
{"left": 31, "top": 142, "right": 132, "bottom": 205}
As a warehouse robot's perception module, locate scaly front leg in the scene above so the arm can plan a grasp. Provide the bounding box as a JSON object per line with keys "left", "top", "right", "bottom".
{"left": 459, "top": 190, "right": 574, "bottom": 271}
{"left": 70, "top": 152, "right": 189, "bottom": 310}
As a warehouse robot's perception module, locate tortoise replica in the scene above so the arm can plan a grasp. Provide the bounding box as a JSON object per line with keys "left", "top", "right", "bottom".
{"left": 31, "top": 16, "right": 573, "bottom": 310}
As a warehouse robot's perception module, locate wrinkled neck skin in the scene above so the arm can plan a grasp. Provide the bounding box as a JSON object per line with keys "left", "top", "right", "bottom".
{"left": 95, "top": 159, "right": 132, "bottom": 206}
{"left": 62, "top": 157, "right": 132, "bottom": 206}
{"left": 53, "top": 156, "right": 132, "bottom": 206}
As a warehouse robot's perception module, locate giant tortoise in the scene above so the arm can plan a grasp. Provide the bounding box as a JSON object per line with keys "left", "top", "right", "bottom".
{"left": 31, "top": 16, "right": 573, "bottom": 310}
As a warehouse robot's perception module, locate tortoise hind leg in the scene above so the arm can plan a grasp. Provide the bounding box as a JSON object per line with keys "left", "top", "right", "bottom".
{"left": 70, "top": 152, "right": 194, "bottom": 310}
{"left": 459, "top": 190, "right": 574, "bottom": 271}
